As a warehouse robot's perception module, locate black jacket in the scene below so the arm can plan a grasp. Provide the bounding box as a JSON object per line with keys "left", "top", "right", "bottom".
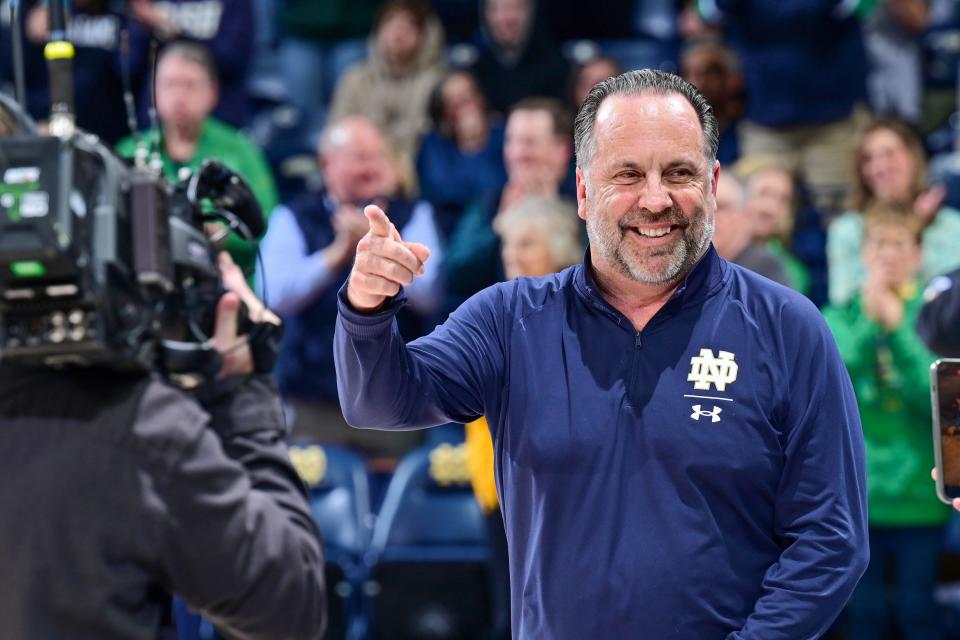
{"left": 0, "top": 369, "right": 325, "bottom": 640}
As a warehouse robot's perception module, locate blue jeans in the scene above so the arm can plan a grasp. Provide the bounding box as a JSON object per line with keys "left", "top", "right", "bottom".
{"left": 846, "top": 526, "right": 943, "bottom": 640}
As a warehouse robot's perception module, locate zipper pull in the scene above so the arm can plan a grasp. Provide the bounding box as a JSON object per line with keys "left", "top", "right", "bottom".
{"left": 635, "top": 333, "right": 642, "bottom": 349}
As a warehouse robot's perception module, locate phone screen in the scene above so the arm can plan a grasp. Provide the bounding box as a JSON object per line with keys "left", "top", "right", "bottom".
{"left": 934, "top": 359, "right": 960, "bottom": 502}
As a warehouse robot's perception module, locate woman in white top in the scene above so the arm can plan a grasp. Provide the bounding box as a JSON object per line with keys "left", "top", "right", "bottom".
{"left": 827, "top": 117, "right": 960, "bottom": 305}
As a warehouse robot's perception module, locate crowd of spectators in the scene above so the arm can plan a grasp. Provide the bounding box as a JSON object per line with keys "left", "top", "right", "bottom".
{"left": 5, "top": 0, "right": 960, "bottom": 636}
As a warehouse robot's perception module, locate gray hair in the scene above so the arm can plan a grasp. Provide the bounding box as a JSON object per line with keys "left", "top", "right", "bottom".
{"left": 574, "top": 69, "right": 719, "bottom": 170}
{"left": 494, "top": 196, "right": 582, "bottom": 270}
{"left": 158, "top": 41, "right": 219, "bottom": 84}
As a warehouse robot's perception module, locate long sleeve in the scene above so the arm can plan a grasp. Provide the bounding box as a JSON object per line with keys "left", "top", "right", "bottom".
{"left": 334, "top": 281, "right": 508, "bottom": 430}
{"left": 146, "top": 375, "right": 326, "bottom": 640}
{"left": 259, "top": 206, "right": 338, "bottom": 316}
{"left": 729, "top": 306, "right": 869, "bottom": 640}
{"left": 201, "top": 0, "right": 254, "bottom": 86}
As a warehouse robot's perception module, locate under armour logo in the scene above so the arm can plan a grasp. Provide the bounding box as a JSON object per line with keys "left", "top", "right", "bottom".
{"left": 691, "top": 405, "right": 722, "bottom": 423}
{"left": 687, "top": 348, "right": 739, "bottom": 391}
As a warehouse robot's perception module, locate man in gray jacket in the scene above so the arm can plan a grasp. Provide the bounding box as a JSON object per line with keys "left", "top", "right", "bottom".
{"left": 0, "top": 254, "right": 326, "bottom": 639}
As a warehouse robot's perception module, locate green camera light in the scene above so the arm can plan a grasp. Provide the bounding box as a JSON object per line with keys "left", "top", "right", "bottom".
{"left": 10, "top": 260, "right": 46, "bottom": 278}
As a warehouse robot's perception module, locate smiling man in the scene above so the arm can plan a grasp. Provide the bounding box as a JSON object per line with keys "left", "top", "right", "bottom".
{"left": 334, "top": 69, "right": 868, "bottom": 639}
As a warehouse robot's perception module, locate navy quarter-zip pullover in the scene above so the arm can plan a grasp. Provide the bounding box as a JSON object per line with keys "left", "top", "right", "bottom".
{"left": 335, "top": 246, "right": 869, "bottom": 639}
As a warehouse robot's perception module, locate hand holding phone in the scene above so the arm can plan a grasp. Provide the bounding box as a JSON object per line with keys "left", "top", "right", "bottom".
{"left": 932, "top": 359, "right": 960, "bottom": 503}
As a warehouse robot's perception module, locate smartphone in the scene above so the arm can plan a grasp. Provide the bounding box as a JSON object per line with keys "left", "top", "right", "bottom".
{"left": 932, "top": 359, "right": 960, "bottom": 504}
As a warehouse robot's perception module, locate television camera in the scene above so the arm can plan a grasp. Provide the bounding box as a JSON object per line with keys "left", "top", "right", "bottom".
{"left": 0, "top": 2, "right": 277, "bottom": 383}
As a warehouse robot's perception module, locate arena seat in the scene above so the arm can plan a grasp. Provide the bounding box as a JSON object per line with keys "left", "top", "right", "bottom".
{"left": 363, "top": 444, "right": 491, "bottom": 639}
{"left": 290, "top": 443, "right": 373, "bottom": 640}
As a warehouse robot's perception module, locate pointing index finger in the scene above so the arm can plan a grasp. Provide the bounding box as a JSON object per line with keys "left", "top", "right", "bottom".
{"left": 364, "top": 204, "right": 393, "bottom": 238}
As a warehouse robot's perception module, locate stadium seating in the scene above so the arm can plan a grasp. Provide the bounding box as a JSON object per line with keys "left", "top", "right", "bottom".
{"left": 362, "top": 444, "right": 492, "bottom": 639}
{"left": 290, "top": 443, "right": 374, "bottom": 640}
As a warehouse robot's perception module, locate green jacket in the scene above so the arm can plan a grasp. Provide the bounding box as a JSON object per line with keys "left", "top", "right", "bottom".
{"left": 116, "top": 118, "right": 278, "bottom": 276}
{"left": 824, "top": 286, "right": 948, "bottom": 526}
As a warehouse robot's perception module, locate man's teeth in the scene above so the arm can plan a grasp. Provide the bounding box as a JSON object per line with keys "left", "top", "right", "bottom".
{"left": 635, "top": 227, "right": 671, "bottom": 238}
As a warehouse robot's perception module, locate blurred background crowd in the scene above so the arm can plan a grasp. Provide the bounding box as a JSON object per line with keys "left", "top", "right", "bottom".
{"left": 4, "top": 0, "right": 960, "bottom": 638}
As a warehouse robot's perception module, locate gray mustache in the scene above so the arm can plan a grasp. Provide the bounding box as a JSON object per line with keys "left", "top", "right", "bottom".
{"left": 618, "top": 207, "right": 688, "bottom": 229}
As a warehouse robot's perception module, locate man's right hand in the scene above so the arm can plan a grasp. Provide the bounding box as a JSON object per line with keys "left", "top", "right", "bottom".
{"left": 346, "top": 205, "right": 430, "bottom": 312}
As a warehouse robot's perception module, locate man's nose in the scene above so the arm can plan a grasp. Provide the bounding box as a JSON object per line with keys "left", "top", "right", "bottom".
{"left": 636, "top": 177, "right": 673, "bottom": 212}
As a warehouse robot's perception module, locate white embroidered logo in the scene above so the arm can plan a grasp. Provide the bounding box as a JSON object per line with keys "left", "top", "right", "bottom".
{"left": 687, "top": 349, "right": 739, "bottom": 391}
{"left": 690, "top": 405, "right": 722, "bottom": 423}
{"left": 156, "top": 1, "right": 224, "bottom": 40}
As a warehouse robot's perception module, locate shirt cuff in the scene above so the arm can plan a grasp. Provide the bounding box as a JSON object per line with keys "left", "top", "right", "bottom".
{"left": 336, "top": 280, "right": 408, "bottom": 339}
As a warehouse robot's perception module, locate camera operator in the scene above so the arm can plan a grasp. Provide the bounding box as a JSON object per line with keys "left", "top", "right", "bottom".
{"left": 0, "top": 252, "right": 326, "bottom": 640}
{"left": 918, "top": 267, "right": 960, "bottom": 357}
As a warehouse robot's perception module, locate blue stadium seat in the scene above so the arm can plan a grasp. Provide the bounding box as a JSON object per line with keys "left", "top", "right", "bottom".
{"left": 294, "top": 444, "right": 373, "bottom": 561}
{"left": 363, "top": 444, "right": 491, "bottom": 639}
{"left": 290, "top": 443, "right": 373, "bottom": 640}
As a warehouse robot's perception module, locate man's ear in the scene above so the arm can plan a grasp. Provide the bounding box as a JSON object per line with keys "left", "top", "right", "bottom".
{"left": 710, "top": 161, "right": 721, "bottom": 197}
{"left": 576, "top": 167, "right": 588, "bottom": 222}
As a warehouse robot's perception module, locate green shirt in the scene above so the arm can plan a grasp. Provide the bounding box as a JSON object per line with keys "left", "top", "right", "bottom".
{"left": 116, "top": 118, "right": 278, "bottom": 276}
{"left": 824, "top": 287, "right": 948, "bottom": 527}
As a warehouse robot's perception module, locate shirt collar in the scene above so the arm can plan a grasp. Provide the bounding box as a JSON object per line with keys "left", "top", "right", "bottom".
{"left": 574, "top": 243, "right": 728, "bottom": 326}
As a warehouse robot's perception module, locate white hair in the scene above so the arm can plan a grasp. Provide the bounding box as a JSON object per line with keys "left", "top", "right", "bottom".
{"left": 494, "top": 196, "right": 582, "bottom": 270}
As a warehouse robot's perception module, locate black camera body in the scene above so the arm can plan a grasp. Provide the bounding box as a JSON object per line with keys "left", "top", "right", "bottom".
{"left": 0, "top": 0, "right": 277, "bottom": 381}
{"left": 0, "top": 130, "right": 259, "bottom": 379}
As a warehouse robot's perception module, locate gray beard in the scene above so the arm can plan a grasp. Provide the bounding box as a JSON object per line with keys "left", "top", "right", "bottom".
{"left": 586, "top": 209, "right": 714, "bottom": 285}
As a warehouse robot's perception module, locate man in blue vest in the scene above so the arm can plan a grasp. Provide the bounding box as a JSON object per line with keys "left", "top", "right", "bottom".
{"left": 260, "top": 115, "right": 443, "bottom": 455}
{"left": 334, "top": 70, "right": 868, "bottom": 637}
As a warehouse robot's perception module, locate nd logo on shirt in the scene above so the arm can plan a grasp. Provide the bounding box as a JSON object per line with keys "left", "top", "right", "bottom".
{"left": 686, "top": 348, "right": 738, "bottom": 423}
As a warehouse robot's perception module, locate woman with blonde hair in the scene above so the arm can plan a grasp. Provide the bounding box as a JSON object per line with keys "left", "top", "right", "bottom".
{"left": 827, "top": 118, "right": 960, "bottom": 305}
{"left": 465, "top": 194, "right": 581, "bottom": 639}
